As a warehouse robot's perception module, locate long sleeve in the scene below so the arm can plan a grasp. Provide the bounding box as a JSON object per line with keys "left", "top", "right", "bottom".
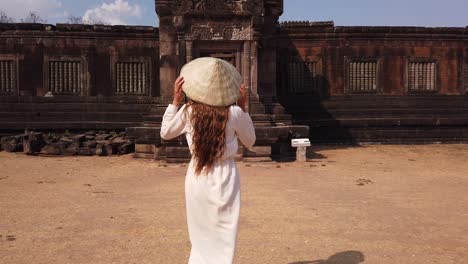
{"left": 233, "top": 106, "right": 256, "bottom": 148}
{"left": 160, "top": 104, "right": 188, "bottom": 140}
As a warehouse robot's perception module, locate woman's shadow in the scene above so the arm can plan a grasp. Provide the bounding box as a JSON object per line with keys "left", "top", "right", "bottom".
{"left": 289, "top": 250, "right": 365, "bottom": 264}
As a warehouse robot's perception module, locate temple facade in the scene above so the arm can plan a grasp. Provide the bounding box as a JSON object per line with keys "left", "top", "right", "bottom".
{"left": 0, "top": 0, "right": 467, "bottom": 161}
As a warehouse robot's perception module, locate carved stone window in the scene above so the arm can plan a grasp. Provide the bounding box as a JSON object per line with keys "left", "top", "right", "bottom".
{"left": 286, "top": 58, "right": 321, "bottom": 94}
{"left": 44, "top": 55, "right": 88, "bottom": 96}
{"left": 0, "top": 59, "right": 17, "bottom": 95}
{"left": 407, "top": 59, "right": 437, "bottom": 93}
{"left": 113, "top": 58, "right": 150, "bottom": 96}
{"left": 48, "top": 61, "right": 82, "bottom": 95}
{"left": 464, "top": 62, "right": 468, "bottom": 94}
{"left": 345, "top": 58, "right": 379, "bottom": 94}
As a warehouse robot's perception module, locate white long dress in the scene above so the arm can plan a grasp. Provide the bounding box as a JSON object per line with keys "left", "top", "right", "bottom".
{"left": 160, "top": 104, "right": 256, "bottom": 264}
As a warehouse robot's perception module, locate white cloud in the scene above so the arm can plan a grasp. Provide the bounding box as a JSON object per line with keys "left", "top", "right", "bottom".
{"left": 0, "top": 0, "right": 63, "bottom": 22}
{"left": 83, "top": 0, "right": 143, "bottom": 25}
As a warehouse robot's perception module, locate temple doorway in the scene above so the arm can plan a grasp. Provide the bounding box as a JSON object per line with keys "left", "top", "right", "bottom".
{"left": 199, "top": 52, "right": 236, "bottom": 66}
{"left": 191, "top": 41, "right": 243, "bottom": 74}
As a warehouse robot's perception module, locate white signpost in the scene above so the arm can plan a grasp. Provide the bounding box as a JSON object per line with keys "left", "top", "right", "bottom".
{"left": 291, "top": 138, "right": 311, "bottom": 162}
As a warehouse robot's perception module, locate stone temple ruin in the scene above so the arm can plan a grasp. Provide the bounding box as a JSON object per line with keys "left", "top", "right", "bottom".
{"left": 0, "top": 0, "right": 467, "bottom": 161}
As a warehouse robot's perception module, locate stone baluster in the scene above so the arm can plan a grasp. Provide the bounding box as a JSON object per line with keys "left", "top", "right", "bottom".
{"left": 0, "top": 61, "right": 5, "bottom": 93}
{"left": 11, "top": 61, "right": 16, "bottom": 94}
{"left": 77, "top": 61, "right": 82, "bottom": 94}
{"left": 186, "top": 41, "right": 193, "bottom": 63}
{"left": 142, "top": 63, "right": 147, "bottom": 95}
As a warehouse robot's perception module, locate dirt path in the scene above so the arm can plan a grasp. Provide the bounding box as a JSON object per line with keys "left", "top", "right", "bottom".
{"left": 1, "top": 144, "right": 467, "bottom": 264}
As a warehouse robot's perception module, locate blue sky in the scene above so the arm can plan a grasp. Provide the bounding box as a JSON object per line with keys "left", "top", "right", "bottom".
{"left": 1, "top": 0, "right": 467, "bottom": 27}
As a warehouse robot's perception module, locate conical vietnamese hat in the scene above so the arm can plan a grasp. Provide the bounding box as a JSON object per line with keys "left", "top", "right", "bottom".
{"left": 180, "top": 57, "right": 242, "bottom": 107}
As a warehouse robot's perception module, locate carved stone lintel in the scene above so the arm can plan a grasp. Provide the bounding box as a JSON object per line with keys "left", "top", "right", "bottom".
{"left": 186, "top": 25, "right": 251, "bottom": 41}
{"left": 188, "top": 27, "right": 212, "bottom": 40}
{"left": 232, "top": 27, "right": 251, "bottom": 40}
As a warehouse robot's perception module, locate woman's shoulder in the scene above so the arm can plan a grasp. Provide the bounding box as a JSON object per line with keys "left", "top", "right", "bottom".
{"left": 229, "top": 105, "right": 244, "bottom": 116}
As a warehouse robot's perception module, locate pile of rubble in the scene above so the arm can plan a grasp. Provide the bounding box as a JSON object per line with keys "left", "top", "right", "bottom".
{"left": 0, "top": 130, "right": 135, "bottom": 156}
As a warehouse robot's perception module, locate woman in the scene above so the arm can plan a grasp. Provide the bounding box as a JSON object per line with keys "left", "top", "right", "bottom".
{"left": 160, "top": 57, "right": 256, "bottom": 264}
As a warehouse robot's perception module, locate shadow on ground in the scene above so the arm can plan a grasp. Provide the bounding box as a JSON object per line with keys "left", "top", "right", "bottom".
{"left": 309, "top": 144, "right": 363, "bottom": 159}
{"left": 273, "top": 143, "right": 363, "bottom": 163}
{"left": 289, "top": 250, "right": 365, "bottom": 264}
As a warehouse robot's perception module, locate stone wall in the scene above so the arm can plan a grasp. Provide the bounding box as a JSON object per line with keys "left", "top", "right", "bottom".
{"left": 1, "top": 19, "right": 467, "bottom": 146}
{"left": 277, "top": 22, "right": 468, "bottom": 97}
{"left": 0, "top": 23, "right": 161, "bottom": 132}
{"left": 277, "top": 22, "right": 468, "bottom": 143}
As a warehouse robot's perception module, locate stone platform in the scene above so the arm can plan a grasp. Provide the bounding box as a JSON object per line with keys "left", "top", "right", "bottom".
{"left": 282, "top": 95, "right": 468, "bottom": 144}
{"left": 126, "top": 97, "right": 309, "bottom": 162}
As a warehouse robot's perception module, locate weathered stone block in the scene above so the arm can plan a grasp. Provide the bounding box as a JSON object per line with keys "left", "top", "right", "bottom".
{"left": 59, "top": 137, "right": 73, "bottom": 143}
{"left": 153, "top": 146, "right": 165, "bottom": 160}
{"left": 83, "top": 140, "right": 97, "bottom": 148}
{"left": 78, "top": 147, "right": 93, "bottom": 156}
{"left": 1, "top": 137, "right": 22, "bottom": 152}
{"left": 40, "top": 145, "right": 61, "bottom": 155}
{"left": 165, "top": 146, "right": 191, "bottom": 159}
{"left": 133, "top": 153, "right": 155, "bottom": 159}
{"left": 73, "top": 134, "right": 86, "bottom": 144}
{"left": 111, "top": 137, "right": 127, "bottom": 144}
{"left": 95, "top": 144, "right": 107, "bottom": 156}
{"left": 95, "top": 134, "right": 112, "bottom": 140}
{"left": 135, "top": 144, "right": 155, "bottom": 154}
{"left": 63, "top": 142, "right": 79, "bottom": 156}
{"left": 85, "top": 130, "right": 96, "bottom": 136}
{"left": 244, "top": 146, "right": 271, "bottom": 157}
{"left": 23, "top": 132, "right": 46, "bottom": 155}
{"left": 118, "top": 142, "right": 134, "bottom": 154}
{"left": 105, "top": 143, "right": 117, "bottom": 155}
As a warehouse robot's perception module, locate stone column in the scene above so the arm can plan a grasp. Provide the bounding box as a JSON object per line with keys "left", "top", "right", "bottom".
{"left": 177, "top": 38, "right": 186, "bottom": 76}
{"left": 250, "top": 41, "right": 258, "bottom": 97}
{"left": 158, "top": 16, "right": 177, "bottom": 100}
{"left": 242, "top": 41, "right": 251, "bottom": 88}
{"left": 186, "top": 41, "right": 193, "bottom": 63}
{"left": 235, "top": 50, "right": 241, "bottom": 72}
{"left": 242, "top": 41, "right": 251, "bottom": 112}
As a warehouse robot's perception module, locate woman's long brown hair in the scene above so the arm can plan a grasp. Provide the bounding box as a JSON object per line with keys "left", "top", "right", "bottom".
{"left": 185, "top": 101, "right": 230, "bottom": 175}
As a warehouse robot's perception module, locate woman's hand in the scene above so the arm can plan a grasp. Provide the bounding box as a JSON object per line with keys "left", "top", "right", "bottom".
{"left": 237, "top": 84, "right": 248, "bottom": 112}
{"left": 173, "top": 76, "right": 185, "bottom": 106}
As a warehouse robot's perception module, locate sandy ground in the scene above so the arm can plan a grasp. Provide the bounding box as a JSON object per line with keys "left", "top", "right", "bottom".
{"left": 1, "top": 144, "right": 468, "bottom": 264}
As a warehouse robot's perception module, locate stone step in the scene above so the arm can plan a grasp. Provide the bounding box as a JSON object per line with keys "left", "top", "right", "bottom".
{"left": 284, "top": 99, "right": 468, "bottom": 110}
{"left": 293, "top": 108, "right": 468, "bottom": 116}
{"left": 311, "top": 127, "right": 468, "bottom": 143}
{"left": 0, "top": 112, "right": 143, "bottom": 121}
{"left": 250, "top": 114, "right": 273, "bottom": 122}
{"left": 302, "top": 117, "right": 468, "bottom": 128}
{"left": 125, "top": 126, "right": 161, "bottom": 140}
{"left": 0, "top": 96, "right": 165, "bottom": 103}
{"left": 282, "top": 95, "right": 467, "bottom": 103}
{"left": 142, "top": 115, "right": 163, "bottom": 122}
{"left": 145, "top": 108, "right": 169, "bottom": 115}
{"left": 132, "top": 153, "right": 155, "bottom": 159}
{"left": 0, "top": 104, "right": 158, "bottom": 112}
{"left": 140, "top": 113, "right": 295, "bottom": 126}
{"left": 0, "top": 121, "right": 141, "bottom": 131}
{"left": 142, "top": 122, "right": 160, "bottom": 127}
